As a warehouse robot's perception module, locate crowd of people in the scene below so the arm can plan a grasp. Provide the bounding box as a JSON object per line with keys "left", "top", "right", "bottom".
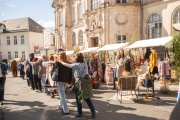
{"left": 0, "top": 46, "right": 174, "bottom": 118}
{"left": 2, "top": 49, "right": 99, "bottom": 118}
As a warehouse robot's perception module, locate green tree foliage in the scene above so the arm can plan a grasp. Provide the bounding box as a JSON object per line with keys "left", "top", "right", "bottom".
{"left": 73, "top": 46, "right": 80, "bottom": 54}
{"left": 172, "top": 32, "right": 180, "bottom": 78}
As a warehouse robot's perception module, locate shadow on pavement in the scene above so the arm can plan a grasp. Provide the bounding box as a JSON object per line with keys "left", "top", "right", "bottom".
{"left": 1, "top": 99, "right": 158, "bottom": 120}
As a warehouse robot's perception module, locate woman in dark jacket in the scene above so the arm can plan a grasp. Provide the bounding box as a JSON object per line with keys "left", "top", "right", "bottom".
{"left": 55, "top": 52, "right": 72, "bottom": 115}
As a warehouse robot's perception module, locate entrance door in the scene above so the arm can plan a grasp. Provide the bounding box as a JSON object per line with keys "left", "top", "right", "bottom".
{"left": 91, "top": 37, "right": 98, "bottom": 47}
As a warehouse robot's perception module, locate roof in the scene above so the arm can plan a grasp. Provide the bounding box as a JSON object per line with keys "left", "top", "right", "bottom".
{"left": 97, "top": 43, "right": 129, "bottom": 51}
{"left": 0, "top": 17, "right": 44, "bottom": 33}
{"left": 126, "top": 36, "right": 172, "bottom": 49}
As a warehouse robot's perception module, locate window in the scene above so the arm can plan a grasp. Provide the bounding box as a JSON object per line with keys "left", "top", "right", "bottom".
{"left": 79, "top": 30, "right": 83, "bottom": 46}
{"left": 116, "top": 0, "right": 127, "bottom": 3}
{"left": 59, "top": 35, "right": 63, "bottom": 47}
{"left": 72, "top": 7, "right": 75, "bottom": 22}
{"left": 8, "top": 51, "right": 11, "bottom": 60}
{"left": 60, "top": 12, "right": 63, "bottom": 25}
{"left": 147, "top": 13, "right": 162, "bottom": 39}
{"left": 14, "top": 51, "right": 18, "bottom": 58}
{"left": 173, "top": 8, "right": 180, "bottom": 24}
{"left": 14, "top": 36, "right": 17, "bottom": 45}
{"left": 91, "top": 0, "right": 101, "bottom": 10}
{"left": 7, "top": 36, "right": 10, "bottom": 45}
{"left": 21, "top": 35, "right": 25, "bottom": 44}
{"left": 0, "top": 52, "right": 2, "bottom": 61}
{"left": 52, "top": 36, "right": 55, "bottom": 46}
{"left": 79, "top": 3, "right": 84, "bottom": 19}
{"left": 117, "top": 35, "right": 127, "bottom": 43}
{"left": 22, "top": 51, "right": 25, "bottom": 59}
{"left": 72, "top": 32, "right": 76, "bottom": 46}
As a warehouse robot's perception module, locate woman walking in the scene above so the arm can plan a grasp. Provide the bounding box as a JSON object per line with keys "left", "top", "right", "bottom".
{"left": 54, "top": 51, "right": 72, "bottom": 115}
{"left": 60, "top": 53, "right": 96, "bottom": 118}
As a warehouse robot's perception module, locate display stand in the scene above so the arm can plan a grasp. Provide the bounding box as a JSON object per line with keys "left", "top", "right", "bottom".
{"left": 116, "top": 75, "right": 138, "bottom": 103}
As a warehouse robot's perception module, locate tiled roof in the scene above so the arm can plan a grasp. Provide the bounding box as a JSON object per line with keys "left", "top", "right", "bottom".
{"left": 0, "top": 17, "right": 44, "bottom": 33}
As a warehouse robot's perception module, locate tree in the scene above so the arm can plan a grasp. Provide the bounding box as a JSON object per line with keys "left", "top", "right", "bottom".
{"left": 169, "top": 31, "right": 180, "bottom": 120}
{"left": 172, "top": 31, "right": 180, "bottom": 79}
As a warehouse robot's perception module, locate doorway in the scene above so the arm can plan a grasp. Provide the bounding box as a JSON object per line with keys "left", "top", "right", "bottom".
{"left": 91, "top": 37, "right": 98, "bottom": 47}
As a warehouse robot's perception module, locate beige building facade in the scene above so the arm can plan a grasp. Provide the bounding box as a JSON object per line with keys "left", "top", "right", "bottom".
{"left": 0, "top": 18, "right": 44, "bottom": 60}
{"left": 52, "top": 0, "right": 180, "bottom": 50}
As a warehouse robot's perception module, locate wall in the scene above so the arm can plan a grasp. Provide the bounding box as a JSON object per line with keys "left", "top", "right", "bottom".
{"left": 142, "top": 0, "right": 180, "bottom": 39}
{"left": 105, "top": 5, "right": 141, "bottom": 44}
{"left": 0, "top": 32, "right": 30, "bottom": 60}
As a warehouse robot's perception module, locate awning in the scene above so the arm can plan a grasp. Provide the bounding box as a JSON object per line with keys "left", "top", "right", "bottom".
{"left": 14, "top": 58, "right": 21, "bottom": 61}
{"left": 173, "top": 23, "right": 180, "bottom": 31}
{"left": 97, "top": 43, "right": 129, "bottom": 51}
{"left": 79, "top": 47, "right": 99, "bottom": 53}
{"left": 65, "top": 51, "right": 74, "bottom": 55}
{"left": 126, "top": 36, "right": 172, "bottom": 49}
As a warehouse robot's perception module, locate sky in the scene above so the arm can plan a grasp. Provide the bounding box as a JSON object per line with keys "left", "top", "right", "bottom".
{"left": 0, "top": 0, "right": 55, "bottom": 30}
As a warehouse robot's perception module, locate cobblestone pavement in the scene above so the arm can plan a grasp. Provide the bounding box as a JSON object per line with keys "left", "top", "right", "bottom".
{"left": 0, "top": 74, "right": 178, "bottom": 120}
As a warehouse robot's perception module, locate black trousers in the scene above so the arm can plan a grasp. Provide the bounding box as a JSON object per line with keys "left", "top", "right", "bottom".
{"left": 33, "top": 75, "right": 42, "bottom": 91}
{"left": 0, "top": 77, "right": 6, "bottom": 101}
{"left": 74, "top": 88, "right": 95, "bottom": 115}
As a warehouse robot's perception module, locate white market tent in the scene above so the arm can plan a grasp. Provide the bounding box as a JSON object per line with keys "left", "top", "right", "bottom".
{"left": 80, "top": 47, "right": 99, "bottom": 53}
{"left": 126, "top": 36, "right": 172, "bottom": 49}
{"left": 97, "top": 43, "right": 129, "bottom": 51}
{"left": 65, "top": 51, "right": 74, "bottom": 55}
{"left": 173, "top": 23, "right": 180, "bottom": 31}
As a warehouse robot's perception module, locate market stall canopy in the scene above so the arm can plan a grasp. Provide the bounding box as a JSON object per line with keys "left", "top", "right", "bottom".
{"left": 79, "top": 47, "right": 99, "bottom": 53}
{"left": 97, "top": 43, "right": 129, "bottom": 51}
{"left": 173, "top": 23, "right": 180, "bottom": 31}
{"left": 126, "top": 36, "right": 172, "bottom": 49}
{"left": 13, "top": 58, "right": 21, "bottom": 61}
{"left": 65, "top": 51, "right": 74, "bottom": 55}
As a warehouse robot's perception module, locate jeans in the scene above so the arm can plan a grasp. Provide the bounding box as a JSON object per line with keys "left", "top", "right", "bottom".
{"left": 75, "top": 87, "right": 95, "bottom": 115}
{"left": 26, "top": 77, "right": 30, "bottom": 87}
{"left": 41, "top": 75, "right": 49, "bottom": 93}
{"left": 57, "top": 82, "right": 69, "bottom": 113}
{"left": 0, "top": 77, "right": 5, "bottom": 101}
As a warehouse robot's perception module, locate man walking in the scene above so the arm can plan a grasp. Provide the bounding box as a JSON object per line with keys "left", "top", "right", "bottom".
{"left": 0, "top": 59, "right": 7, "bottom": 105}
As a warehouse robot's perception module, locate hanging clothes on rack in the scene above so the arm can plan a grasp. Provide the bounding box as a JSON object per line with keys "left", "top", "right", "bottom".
{"left": 158, "top": 59, "right": 170, "bottom": 80}
{"left": 149, "top": 48, "right": 158, "bottom": 74}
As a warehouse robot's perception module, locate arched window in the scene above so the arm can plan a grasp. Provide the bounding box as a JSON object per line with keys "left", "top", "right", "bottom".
{"left": 91, "top": 0, "right": 100, "bottom": 10}
{"left": 79, "top": 30, "right": 83, "bottom": 46}
{"left": 173, "top": 8, "right": 180, "bottom": 24}
{"left": 72, "top": 32, "right": 76, "bottom": 46}
{"left": 78, "top": 3, "right": 83, "bottom": 19}
{"left": 147, "top": 13, "right": 162, "bottom": 39}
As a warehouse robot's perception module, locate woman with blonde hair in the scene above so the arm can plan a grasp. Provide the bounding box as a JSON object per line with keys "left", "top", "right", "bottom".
{"left": 54, "top": 50, "right": 72, "bottom": 115}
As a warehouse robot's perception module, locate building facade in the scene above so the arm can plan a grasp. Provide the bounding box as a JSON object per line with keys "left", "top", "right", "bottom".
{"left": 52, "top": 0, "right": 180, "bottom": 50}
{"left": 43, "top": 29, "right": 55, "bottom": 57}
{"left": 0, "top": 17, "right": 44, "bottom": 60}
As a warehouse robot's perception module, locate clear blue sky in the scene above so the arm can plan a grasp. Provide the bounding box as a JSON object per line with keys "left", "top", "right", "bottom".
{"left": 0, "top": 0, "right": 54, "bottom": 29}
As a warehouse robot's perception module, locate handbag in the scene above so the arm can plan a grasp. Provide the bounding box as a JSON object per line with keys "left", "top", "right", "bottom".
{"left": 51, "top": 68, "right": 58, "bottom": 81}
